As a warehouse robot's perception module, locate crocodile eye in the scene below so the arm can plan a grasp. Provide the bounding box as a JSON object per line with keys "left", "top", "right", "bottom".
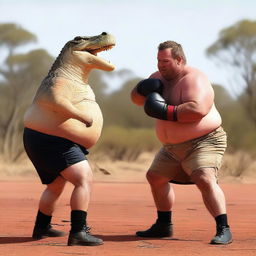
{"left": 74, "top": 36, "right": 83, "bottom": 40}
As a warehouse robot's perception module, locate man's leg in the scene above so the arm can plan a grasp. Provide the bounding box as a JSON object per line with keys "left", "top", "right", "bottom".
{"left": 191, "top": 168, "right": 232, "bottom": 244}
{"left": 32, "top": 176, "right": 67, "bottom": 239}
{"left": 61, "top": 160, "right": 93, "bottom": 211}
{"left": 136, "top": 171, "right": 174, "bottom": 237}
{"left": 39, "top": 176, "right": 67, "bottom": 215}
{"left": 60, "top": 160, "right": 103, "bottom": 246}
{"left": 147, "top": 171, "right": 175, "bottom": 211}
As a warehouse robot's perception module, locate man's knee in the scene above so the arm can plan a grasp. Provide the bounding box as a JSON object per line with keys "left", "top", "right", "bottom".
{"left": 47, "top": 176, "right": 66, "bottom": 195}
{"left": 191, "top": 168, "right": 217, "bottom": 191}
{"left": 146, "top": 170, "right": 169, "bottom": 186}
{"left": 69, "top": 173, "right": 93, "bottom": 188}
{"left": 61, "top": 161, "right": 93, "bottom": 187}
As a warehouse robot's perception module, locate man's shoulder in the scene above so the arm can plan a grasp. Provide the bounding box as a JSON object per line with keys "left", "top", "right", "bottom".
{"left": 185, "top": 66, "right": 207, "bottom": 78}
{"left": 180, "top": 66, "right": 212, "bottom": 91}
{"left": 149, "top": 71, "right": 161, "bottom": 79}
{"left": 182, "top": 66, "right": 209, "bottom": 84}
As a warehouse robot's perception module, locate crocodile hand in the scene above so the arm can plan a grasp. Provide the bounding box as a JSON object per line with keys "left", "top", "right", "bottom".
{"left": 84, "top": 117, "right": 93, "bottom": 127}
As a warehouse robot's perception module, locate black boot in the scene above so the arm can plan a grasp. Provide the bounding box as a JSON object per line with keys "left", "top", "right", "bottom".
{"left": 32, "top": 210, "right": 65, "bottom": 239}
{"left": 136, "top": 221, "right": 173, "bottom": 238}
{"left": 210, "top": 226, "right": 233, "bottom": 244}
{"left": 32, "top": 224, "right": 66, "bottom": 239}
{"left": 68, "top": 210, "right": 103, "bottom": 246}
{"left": 68, "top": 226, "right": 103, "bottom": 246}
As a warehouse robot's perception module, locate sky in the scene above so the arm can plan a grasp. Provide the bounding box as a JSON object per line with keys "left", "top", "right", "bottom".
{"left": 0, "top": 0, "right": 255, "bottom": 94}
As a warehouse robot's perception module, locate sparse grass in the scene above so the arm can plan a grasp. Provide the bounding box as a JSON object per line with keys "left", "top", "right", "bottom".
{"left": 1, "top": 138, "right": 256, "bottom": 182}
{"left": 0, "top": 159, "right": 35, "bottom": 178}
{"left": 92, "top": 125, "right": 160, "bottom": 161}
{"left": 220, "top": 151, "right": 256, "bottom": 177}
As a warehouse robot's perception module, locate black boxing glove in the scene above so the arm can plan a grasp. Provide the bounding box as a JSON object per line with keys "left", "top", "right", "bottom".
{"left": 136, "top": 78, "right": 163, "bottom": 97}
{"left": 144, "top": 92, "right": 178, "bottom": 121}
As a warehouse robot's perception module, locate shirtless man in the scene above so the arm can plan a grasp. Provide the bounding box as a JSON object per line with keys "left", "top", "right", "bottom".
{"left": 131, "top": 41, "right": 232, "bottom": 244}
{"left": 23, "top": 32, "right": 115, "bottom": 246}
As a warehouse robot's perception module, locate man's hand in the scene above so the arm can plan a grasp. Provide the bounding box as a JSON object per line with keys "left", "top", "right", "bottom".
{"left": 144, "top": 92, "right": 178, "bottom": 121}
{"left": 136, "top": 78, "right": 163, "bottom": 96}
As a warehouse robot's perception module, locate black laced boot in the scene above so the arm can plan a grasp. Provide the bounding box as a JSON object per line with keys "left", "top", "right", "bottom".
{"left": 136, "top": 211, "right": 173, "bottom": 238}
{"left": 32, "top": 224, "right": 66, "bottom": 239}
{"left": 136, "top": 222, "right": 173, "bottom": 238}
{"left": 136, "top": 220, "right": 173, "bottom": 238}
{"left": 210, "top": 214, "right": 232, "bottom": 244}
{"left": 32, "top": 211, "right": 65, "bottom": 239}
{"left": 68, "top": 226, "right": 103, "bottom": 246}
{"left": 210, "top": 225, "right": 232, "bottom": 244}
{"left": 67, "top": 210, "right": 103, "bottom": 246}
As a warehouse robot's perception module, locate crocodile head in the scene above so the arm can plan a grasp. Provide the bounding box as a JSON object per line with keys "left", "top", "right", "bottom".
{"left": 48, "top": 32, "right": 116, "bottom": 82}
{"left": 67, "top": 32, "right": 116, "bottom": 71}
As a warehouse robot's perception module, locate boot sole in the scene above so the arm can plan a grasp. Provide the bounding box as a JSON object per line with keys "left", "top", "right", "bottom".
{"left": 68, "top": 239, "right": 103, "bottom": 246}
{"left": 210, "top": 239, "right": 233, "bottom": 245}
{"left": 136, "top": 232, "right": 172, "bottom": 238}
{"left": 32, "top": 233, "right": 66, "bottom": 240}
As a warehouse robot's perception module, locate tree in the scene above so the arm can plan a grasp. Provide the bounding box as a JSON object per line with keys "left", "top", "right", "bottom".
{"left": 206, "top": 19, "right": 256, "bottom": 124}
{"left": 0, "top": 23, "right": 53, "bottom": 162}
{"left": 0, "top": 23, "right": 36, "bottom": 55}
{"left": 213, "top": 84, "right": 256, "bottom": 153}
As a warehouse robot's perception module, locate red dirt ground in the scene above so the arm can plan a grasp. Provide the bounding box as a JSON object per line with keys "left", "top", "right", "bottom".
{"left": 0, "top": 177, "right": 256, "bottom": 256}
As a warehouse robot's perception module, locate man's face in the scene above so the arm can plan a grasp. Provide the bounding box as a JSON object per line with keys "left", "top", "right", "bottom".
{"left": 157, "top": 48, "right": 180, "bottom": 80}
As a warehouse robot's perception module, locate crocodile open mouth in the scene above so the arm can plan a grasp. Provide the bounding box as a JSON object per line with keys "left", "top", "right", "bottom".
{"left": 87, "top": 44, "right": 115, "bottom": 56}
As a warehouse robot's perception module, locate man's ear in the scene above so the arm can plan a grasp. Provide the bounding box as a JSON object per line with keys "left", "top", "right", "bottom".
{"left": 176, "top": 56, "right": 183, "bottom": 65}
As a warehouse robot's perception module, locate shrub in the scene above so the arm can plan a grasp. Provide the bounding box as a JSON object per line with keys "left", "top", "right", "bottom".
{"left": 221, "top": 151, "right": 255, "bottom": 177}
{"left": 91, "top": 125, "right": 160, "bottom": 161}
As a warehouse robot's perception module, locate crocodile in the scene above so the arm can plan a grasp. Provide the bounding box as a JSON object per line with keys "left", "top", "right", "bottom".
{"left": 23, "top": 32, "right": 116, "bottom": 148}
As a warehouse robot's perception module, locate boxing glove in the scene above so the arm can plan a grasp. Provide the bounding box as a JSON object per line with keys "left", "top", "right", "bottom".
{"left": 144, "top": 92, "right": 178, "bottom": 121}
{"left": 136, "top": 78, "right": 163, "bottom": 97}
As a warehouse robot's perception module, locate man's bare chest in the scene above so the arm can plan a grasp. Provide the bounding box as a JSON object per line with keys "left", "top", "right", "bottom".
{"left": 162, "top": 83, "right": 182, "bottom": 105}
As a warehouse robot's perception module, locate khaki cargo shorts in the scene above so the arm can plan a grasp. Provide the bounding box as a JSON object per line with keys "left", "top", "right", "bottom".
{"left": 149, "top": 127, "right": 227, "bottom": 184}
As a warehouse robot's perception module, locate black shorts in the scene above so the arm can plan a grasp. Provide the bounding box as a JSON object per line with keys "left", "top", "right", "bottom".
{"left": 23, "top": 128, "right": 89, "bottom": 184}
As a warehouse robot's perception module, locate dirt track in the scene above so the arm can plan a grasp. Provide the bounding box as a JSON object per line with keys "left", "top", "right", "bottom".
{"left": 0, "top": 178, "right": 256, "bottom": 256}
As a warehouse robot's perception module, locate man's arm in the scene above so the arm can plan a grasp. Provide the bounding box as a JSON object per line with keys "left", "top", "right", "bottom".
{"left": 131, "top": 86, "right": 146, "bottom": 106}
{"left": 176, "top": 73, "right": 214, "bottom": 122}
{"left": 130, "top": 78, "right": 163, "bottom": 106}
{"left": 144, "top": 92, "right": 177, "bottom": 121}
{"left": 143, "top": 72, "right": 214, "bottom": 123}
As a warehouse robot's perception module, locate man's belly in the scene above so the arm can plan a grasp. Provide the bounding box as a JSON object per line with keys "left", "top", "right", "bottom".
{"left": 155, "top": 106, "right": 222, "bottom": 144}
{"left": 23, "top": 102, "right": 103, "bottom": 149}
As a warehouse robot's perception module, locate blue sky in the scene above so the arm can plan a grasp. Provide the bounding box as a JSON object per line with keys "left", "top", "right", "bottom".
{"left": 0, "top": 0, "right": 255, "bottom": 94}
